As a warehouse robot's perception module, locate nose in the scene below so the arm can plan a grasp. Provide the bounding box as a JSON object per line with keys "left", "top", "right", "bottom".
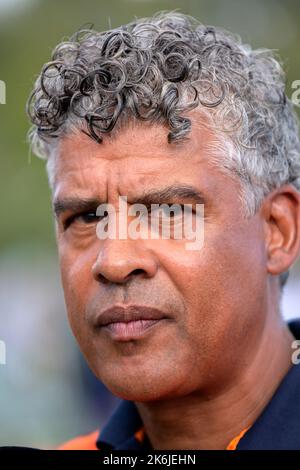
{"left": 92, "top": 239, "right": 158, "bottom": 284}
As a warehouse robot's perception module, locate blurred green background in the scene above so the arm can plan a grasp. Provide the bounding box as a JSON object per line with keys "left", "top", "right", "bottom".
{"left": 0, "top": 0, "right": 299, "bottom": 448}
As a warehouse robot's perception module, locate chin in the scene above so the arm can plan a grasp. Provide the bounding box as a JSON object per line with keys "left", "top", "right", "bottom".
{"left": 92, "top": 362, "right": 192, "bottom": 403}
{"left": 109, "top": 386, "right": 162, "bottom": 402}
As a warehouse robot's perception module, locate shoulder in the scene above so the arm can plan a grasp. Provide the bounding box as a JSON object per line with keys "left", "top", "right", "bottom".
{"left": 57, "top": 429, "right": 100, "bottom": 450}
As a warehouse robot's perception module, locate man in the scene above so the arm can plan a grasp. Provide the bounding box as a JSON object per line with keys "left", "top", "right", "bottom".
{"left": 26, "top": 11, "right": 300, "bottom": 450}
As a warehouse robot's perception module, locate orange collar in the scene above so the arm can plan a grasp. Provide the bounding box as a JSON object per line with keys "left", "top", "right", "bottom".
{"left": 135, "top": 425, "right": 251, "bottom": 450}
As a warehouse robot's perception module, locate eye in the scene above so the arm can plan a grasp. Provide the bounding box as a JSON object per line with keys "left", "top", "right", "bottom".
{"left": 79, "top": 211, "right": 100, "bottom": 223}
{"left": 150, "top": 204, "right": 188, "bottom": 218}
{"left": 64, "top": 210, "right": 105, "bottom": 229}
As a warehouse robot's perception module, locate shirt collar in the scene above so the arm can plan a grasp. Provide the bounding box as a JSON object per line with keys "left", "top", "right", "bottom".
{"left": 97, "top": 400, "right": 147, "bottom": 450}
{"left": 237, "top": 319, "right": 300, "bottom": 449}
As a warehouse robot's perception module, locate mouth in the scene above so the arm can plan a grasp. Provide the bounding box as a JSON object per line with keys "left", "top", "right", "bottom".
{"left": 104, "top": 318, "right": 166, "bottom": 341}
{"left": 95, "top": 304, "right": 170, "bottom": 341}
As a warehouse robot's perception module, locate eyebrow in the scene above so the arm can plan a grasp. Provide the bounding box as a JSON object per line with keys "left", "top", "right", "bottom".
{"left": 137, "top": 185, "right": 207, "bottom": 207}
{"left": 53, "top": 197, "right": 100, "bottom": 218}
{"left": 53, "top": 184, "right": 207, "bottom": 218}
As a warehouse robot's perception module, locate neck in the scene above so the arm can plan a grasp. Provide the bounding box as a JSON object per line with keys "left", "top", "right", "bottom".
{"left": 136, "top": 314, "right": 295, "bottom": 450}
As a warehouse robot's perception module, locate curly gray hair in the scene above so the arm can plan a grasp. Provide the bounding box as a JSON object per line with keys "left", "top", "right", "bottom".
{"left": 26, "top": 11, "right": 300, "bottom": 289}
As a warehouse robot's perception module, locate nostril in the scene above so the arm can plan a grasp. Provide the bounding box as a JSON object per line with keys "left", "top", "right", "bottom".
{"left": 96, "top": 273, "right": 111, "bottom": 284}
{"left": 131, "top": 269, "right": 146, "bottom": 276}
{"left": 95, "top": 268, "right": 147, "bottom": 285}
{"left": 123, "top": 268, "right": 147, "bottom": 283}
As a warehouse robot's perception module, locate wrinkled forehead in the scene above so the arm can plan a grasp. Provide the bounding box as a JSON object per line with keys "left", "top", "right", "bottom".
{"left": 50, "top": 118, "right": 244, "bottom": 222}
{"left": 51, "top": 115, "right": 227, "bottom": 192}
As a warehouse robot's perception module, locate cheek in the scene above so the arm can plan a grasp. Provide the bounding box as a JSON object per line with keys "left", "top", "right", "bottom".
{"left": 162, "top": 222, "right": 266, "bottom": 355}
{"left": 58, "top": 245, "right": 95, "bottom": 329}
{"left": 172, "top": 218, "right": 266, "bottom": 303}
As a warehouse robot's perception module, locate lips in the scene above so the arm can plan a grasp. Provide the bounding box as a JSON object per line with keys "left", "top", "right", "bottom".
{"left": 94, "top": 304, "right": 170, "bottom": 341}
{"left": 104, "top": 318, "right": 163, "bottom": 339}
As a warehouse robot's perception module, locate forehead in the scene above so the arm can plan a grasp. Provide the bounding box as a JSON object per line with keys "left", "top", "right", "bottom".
{"left": 52, "top": 118, "right": 227, "bottom": 201}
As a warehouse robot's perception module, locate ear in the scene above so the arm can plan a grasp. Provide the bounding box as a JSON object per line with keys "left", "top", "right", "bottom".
{"left": 262, "top": 184, "right": 300, "bottom": 277}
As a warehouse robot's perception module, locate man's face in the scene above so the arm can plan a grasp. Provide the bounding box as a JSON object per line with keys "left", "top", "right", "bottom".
{"left": 53, "top": 119, "right": 268, "bottom": 401}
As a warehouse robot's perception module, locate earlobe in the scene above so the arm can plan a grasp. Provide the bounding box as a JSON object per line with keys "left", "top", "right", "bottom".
{"left": 264, "top": 185, "right": 300, "bottom": 276}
